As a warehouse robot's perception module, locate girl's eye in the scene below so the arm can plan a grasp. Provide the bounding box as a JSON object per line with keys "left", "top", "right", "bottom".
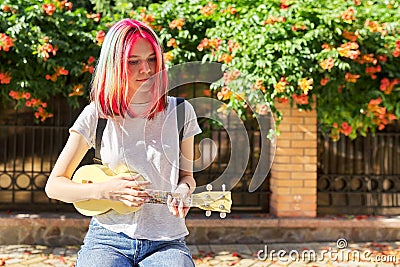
{"left": 148, "top": 57, "right": 157, "bottom": 63}
{"left": 128, "top": 60, "right": 140, "bottom": 65}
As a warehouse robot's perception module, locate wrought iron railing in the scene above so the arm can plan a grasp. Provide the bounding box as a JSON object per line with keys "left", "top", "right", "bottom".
{"left": 0, "top": 87, "right": 271, "bottom": 213}
{"left": 317, "top": 123, "right": 400, "bottom": 215}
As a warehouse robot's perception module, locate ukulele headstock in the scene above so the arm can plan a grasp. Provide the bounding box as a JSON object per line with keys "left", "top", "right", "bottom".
{"left": 192, "top": 184, "right": 232, "bottom": 218}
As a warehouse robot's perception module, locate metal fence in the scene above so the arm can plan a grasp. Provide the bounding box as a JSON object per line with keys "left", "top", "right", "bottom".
{"left": 0, "top": 86, "right": 271, "bottom": 213}
{"left": 317, "top": 122, "right": 400, "bottom": 215}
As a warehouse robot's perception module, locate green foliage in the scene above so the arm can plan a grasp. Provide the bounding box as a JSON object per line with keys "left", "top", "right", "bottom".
{"left": 128, "top": 0, "right": 400, "bottom": 140}
{"left": 0, "top": 0, "right": 107, "bottom": 121}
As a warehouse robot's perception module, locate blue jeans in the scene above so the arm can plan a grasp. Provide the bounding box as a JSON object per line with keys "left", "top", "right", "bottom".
{"left": 76, "top": 219, "right": 195, "bottom": 267}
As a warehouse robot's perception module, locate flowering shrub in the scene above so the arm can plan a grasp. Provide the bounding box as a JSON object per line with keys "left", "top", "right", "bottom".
{"left": 129, "top": 0, "right": 400, "bottom": 140}
{"left": 0, "top": 0, "right": 108, "bottom": 121}
{"left": 1, "top": 0, "right": 399, "bottom": 140}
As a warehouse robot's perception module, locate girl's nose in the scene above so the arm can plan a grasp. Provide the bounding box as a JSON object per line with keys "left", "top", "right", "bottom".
{"left": 139, "top": 60, "right": 151, "bottom": 74}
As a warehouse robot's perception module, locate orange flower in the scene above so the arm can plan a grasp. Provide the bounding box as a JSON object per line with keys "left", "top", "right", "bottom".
{"left": 167, "top": 38, "right": 178, "bottom": 48}
{"left": 225, "top": 5, "right": 236, "bottom": 15}
{"left": 320, "top": 77, "right": 330, "bottom": 86}
{"left": 57, "top": 67, "right": 68, "bottom": 76}
{"left": 364, "top": 19, "right": 387, "bottom": 35}
{"left": 3, "top": 5, "right": 12, "bottom": 12}
{"left": 365, "top": 65, "right": 381, "bottom": 79}
{"left": 357, "top": 53, "right": 377, "bottom": 65}
{"left": 291, "top": 23, "right": 307, "bottom": 31}
{"left": 223, "top": 69, "right": 241, "bottom": 84}
{"left": 69, "top": 84, "right": 84, "bottom": 97}
{"left": 227, "top": 40, "right": 240, "bottom": 53}
{"left": 86, "top": 13, "right": 101, "bottom": 22}
{"left": 379, "top": 78, "right": 399, "bottom": 95}
{"left": 0, "top": 72, "right": 11, "bottom": 84}
{"left": 218, "top": 54, "right": 233, "bottom": 64}
{"left": 87, "top": 56, "right": 95, "bottom": 64}
{"left": 35, "top": 107, "right": 53, "bottom": 122}
{"left": 274, "top": 77, "right": 287, "bottom": 93}
{"left": 345, "top": 72, "right": 360, "bottom": 83}
{"left": 253, "top": 79, "right": 266, "bottom": 93}
{"left": 377, "top": 54, "right": 387, "bottom": 62}
{"left": 280, "top": 0, "right": 290, "bottom": 9}
{"left": 366, "top": 97, "right": 397, "bottom": 130}
{"left": 337, "top": 84, "right": 345, "bottom": 93}
{"left": 340, "top": 122, "right": 352, "bottom": 136}
{"left": 217, "top": 86, "right": 232, "bottom": 101}
{"left": 42, "top": 3, "right": 56, "bottom": 16}
{"left": 82, "top": 64, "right": 94, "bottom": 74}
{"left": 46, "top": 66, "right": 68, "bottom": 81}
{"left": 341, "top": 7, "right": 356, "bottom": 22}
{"left": 140, "top": 12, "right": 155, "bottom": 25}
{"left": 197, "top": 38, "right": 222, "bottom": 51}
{"left": 337, "top": 42, "right": 360, "bottom": 59}
{"left": 96, "top": 30, "right": 105, "bottom": 45}
{"left": 276, "top": 96, "right": 289, "bottom": 104}
{"left": 298, "top": 78, "right": 313, "bottom": 94}
{"left": 169, "top": 18, "right": 185, "bottom": 30}
{"left": 37, "top": 43, "right": 58, "bottom": 61}
{"left": 321, "top": 43, "right": 333, "bottom": 51}
{"left": 263, "top": 16, "right": 286, "bottom": 25}
{"left": 82, "top": 57, "right": 95, "bottom": 74}
{"left": 9, "top": 91, "right": 30, "bottom": 100}
{"left": 319, "top": 58, "right": 335, "bottom": 70}
{"left": 393, "top": 41, "right": 400, "bottom": 57}
{"left": 0, "top": 33, "right": 14, "bottom": 52}
{"left": 62, "top": 1, "right": 73, "bottom": 11}
{"left": 393, "top": 48, "right": 400, "bottom": 57}
{"left": 292, "top": 94, "right": 309, "bottom": 105}
{"left": 343, "top": 30, "right": 358, "bottom": 41}
{"left": 200, "top": 2, "right": 217, "bottom": 16}
{"left": 217, "top": 87, "right": 232, "bottom": 101}
{"left": 163, "top": 51, "right": 174, "bottom": 62}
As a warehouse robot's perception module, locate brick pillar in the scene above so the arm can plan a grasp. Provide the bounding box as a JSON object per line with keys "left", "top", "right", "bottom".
{"left": 269, "top": 102, "right": 317, "bottom": 217}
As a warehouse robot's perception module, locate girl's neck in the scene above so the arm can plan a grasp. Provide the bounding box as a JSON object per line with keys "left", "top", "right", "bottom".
{"left": 130, "top": 91, "right": 152, "bottom": 104}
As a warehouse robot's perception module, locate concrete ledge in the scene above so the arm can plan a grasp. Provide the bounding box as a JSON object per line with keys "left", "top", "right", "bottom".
{"left": 1, "top": 213, "right": 400, "bottom": 245}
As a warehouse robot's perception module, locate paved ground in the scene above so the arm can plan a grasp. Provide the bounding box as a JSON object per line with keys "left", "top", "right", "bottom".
{"left": 1, "top": 241, "right": 400, "bottom": 266}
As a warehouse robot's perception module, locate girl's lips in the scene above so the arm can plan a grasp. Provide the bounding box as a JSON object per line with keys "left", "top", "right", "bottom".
{"left": 137, "top": 78, "right": 149, "bottom": 82}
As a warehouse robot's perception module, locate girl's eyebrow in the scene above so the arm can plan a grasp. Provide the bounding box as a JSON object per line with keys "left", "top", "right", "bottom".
{"left": 128, "top": 53, "right": 156, "bottom": 59}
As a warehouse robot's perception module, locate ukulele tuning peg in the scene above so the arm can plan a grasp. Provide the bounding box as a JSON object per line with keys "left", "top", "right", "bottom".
{"left": 219, "top": 212, "right": 226, "bottom": 219}
{"left": 205, "top": 210, "right": 212, "bottom": 217}
{"left": 222, "top": 184, "right": 226, "bottom": 192}
{"left": 206, "top": 184, "right": 212, "bottom": 192}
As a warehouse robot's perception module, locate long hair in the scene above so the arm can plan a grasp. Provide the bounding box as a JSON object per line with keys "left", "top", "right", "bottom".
{"left": 90, "top": 19, "right": 168, "bottom": 119}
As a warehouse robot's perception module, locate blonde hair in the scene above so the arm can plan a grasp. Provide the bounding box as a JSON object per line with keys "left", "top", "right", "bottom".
{"left": 90, "top": 19, "right": 168, "bottom": 119}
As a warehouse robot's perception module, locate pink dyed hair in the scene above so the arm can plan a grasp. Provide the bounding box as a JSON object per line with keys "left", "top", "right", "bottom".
{"left": 90, "top": 19, "right": 168, "bottom": 119}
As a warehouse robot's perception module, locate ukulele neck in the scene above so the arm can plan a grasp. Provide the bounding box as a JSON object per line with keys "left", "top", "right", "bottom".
{"left": 145, "top": 190, "right": 191, "bottom": 206}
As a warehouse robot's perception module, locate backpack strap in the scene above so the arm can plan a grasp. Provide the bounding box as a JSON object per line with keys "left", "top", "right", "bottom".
{"left": 176, "top": 97, "right": 185, "bottom": 146}
{"left": 93, "top": 118, "right": 107, "bottom": 164}
{"left": 93, "top": 98, "right": 185, "bottom": 164}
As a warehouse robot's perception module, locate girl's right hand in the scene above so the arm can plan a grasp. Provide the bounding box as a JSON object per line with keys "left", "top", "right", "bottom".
{"left": 98, "top": 173, "right": 151, "bottom": 207}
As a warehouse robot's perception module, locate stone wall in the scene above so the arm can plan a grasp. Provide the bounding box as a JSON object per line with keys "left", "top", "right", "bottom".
{"left": 1, "top": 213, "right": 400, "bottom": 246}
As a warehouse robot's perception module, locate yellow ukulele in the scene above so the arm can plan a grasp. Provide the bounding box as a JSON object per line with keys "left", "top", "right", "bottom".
{"left": 71, "top": 164, "right": 232, "bottom": 218}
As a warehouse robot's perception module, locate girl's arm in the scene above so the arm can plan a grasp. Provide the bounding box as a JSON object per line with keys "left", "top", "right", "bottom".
{"left": 168, "top": 136, "right": 196, "bottom": 218}
{"left": 45, "top": 131, "right": 150, "bottom": 205}
{"left": 177, "top": 136, "right": 196, "bottom": 193}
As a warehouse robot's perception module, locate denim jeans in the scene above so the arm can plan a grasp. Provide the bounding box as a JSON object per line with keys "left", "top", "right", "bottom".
{"left": 76, "top": 219, "right": 195, "bottom": 267}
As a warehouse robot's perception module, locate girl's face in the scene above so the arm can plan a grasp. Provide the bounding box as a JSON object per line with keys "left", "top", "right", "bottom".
{"left": 127, "top": 37, "right": 157, "bottom": 101}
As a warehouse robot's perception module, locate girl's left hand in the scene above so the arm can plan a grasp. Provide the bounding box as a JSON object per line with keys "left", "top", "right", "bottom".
{"left": 167, "top": 183, "right": 191, "bottom": 218}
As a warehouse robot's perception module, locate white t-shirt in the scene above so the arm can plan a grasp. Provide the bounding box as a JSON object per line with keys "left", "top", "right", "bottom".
{"left": 70, "top": 96, "right": 202, "bottom": 240}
